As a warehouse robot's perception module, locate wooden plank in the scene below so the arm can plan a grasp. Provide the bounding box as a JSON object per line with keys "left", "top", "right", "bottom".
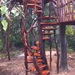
{"left": 39, "top": 16, "right": 58, "bottom": 20}
{"left": 41, "top": 22, "right": 59, "bottom": 26}
{"left": 28, "top": 0, "right": 41, "bottom": 4}
{"left": 42, "top": 37, "right": 51, "bottom": 40}
{"left": 41, "top": 20, "right": 75, "bottom": 26}
{"left": 36, "top": 10, "right": 43, "bottom": 13}
{"left": 27, "top": 4, "right": 42, "bottom": 9}
{"left": 42, "top": 28, "right": 57, "bottom": 30}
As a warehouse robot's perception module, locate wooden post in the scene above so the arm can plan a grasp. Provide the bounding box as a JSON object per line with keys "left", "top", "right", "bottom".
{"left": 49, "top": 38, "right": 52, "bottom": 70}
{"left": 54, "top": 30, "right": 59, "bottom": 73}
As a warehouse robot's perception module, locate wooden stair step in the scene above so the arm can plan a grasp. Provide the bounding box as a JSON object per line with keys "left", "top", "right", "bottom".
{"left": 41, "top": 22, "right": 59, "bottom": 26}
{"left": 42, "top": 70, "right": 50, "bottom": 75}
{"left": 42, "top": 28, "right": 57, "bottom": 30}
{"left": 36, "top": 41, "right": 39, "bottom": 45}
{"left": 36, "top": 5, "right": 42, "bottom": 9}
{"left": 37, "top": 59, "right": 44, "bottom": 62}
{"left": 42, "top": 33, "right": 53, "bottom": 35}
{"left": 31, "top": 46, "right": 39, "bottom": 51}
{"left": 27, "top": 4, "right": 42, "bottom": 9}
{"left": 27, "top": 51, "right": 32, "bottom": 56}
{"left": 28, "top": 0, "right": 41, "bottom": 4}
{"left": 27, "top": 58, "right": 33, "bottom": 63}
{"left": 42, "top": 37, "right": 51, "bottom": 40}
{"left": 27, "top": 52, "right": 41, "bottom": 57}
{"left": 36, "top": 70, "right": 50, "bottom": 75}
{"left": 39, "top": 16, "right": 58, "bottom": 20}
{"left": 27, "top": 4, "right": 34, "bottom": 8}
{"left": 27, "top": 58, "right": 44, "bottom": 63}
{"left": 31, "top": 64, "right": 47, "bottom": 71}
{"left": 36, "top": 10, "right": 43, "bottom": 13}
{"left": 34, "top": 52, "right": 41, "bottom": 57}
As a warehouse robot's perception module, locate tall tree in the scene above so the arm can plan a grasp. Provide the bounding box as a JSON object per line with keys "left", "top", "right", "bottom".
{"left": 0, "top": 22, "right": 6, "bottom": 51}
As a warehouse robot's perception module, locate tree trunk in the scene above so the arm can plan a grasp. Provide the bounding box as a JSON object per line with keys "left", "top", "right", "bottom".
{"left": 60, "top": 25, "right": 67, "bottom": 70}
{"left": 0, "top": 23, "right": 6, "bottom": 51}
{"left": 6, "top": 21, "right": 11, "bottom": 60}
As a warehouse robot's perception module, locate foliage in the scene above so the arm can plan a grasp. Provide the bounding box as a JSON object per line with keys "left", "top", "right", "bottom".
{"left": 66, "top": 35, "right": 75, "bottom": 50}
{"left": 66, "top": 26, "right": 75, "bottom": 51}
{"left": 10, "top": 50, "right": 22, "bottom": 57}
{"left": 0, "top": 6, "right": 8, "bottom": 15}
{"left": 0, "top": 50, "right": 22, "bottom": 58}
{"left": 67, "top": 48, "right": 74, "bottom": 53}
{"left": 0, "top": 53, "right": 7, "bottom": 58}
{"left": 1, "top": 19, "right": 8, "bottom": 30}
{"left": 66, "top": 26, "right": 74, "bottom": 35}
{"left": 10, "top": 16, "right": 22, "bottom": 48}
{"left": 0, "top": 5, "right": 8, "bottom": 31}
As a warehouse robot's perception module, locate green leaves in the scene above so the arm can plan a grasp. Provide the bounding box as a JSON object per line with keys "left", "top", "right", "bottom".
{"left": 0, "top": 6, "right": 8, "bottom": 31}
{"left": 66, "top": 26, "right": 74, "bottom": 35}
{"left": 1, "top": 20, "right": 8, "bottom": 31}
{"left": 0, "top": 6, "right": 8, "bottom": 15}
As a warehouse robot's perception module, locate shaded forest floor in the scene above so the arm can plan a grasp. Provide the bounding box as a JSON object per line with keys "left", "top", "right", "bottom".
{"left": 0, "top": 51, "right": 75, "bottom": 75}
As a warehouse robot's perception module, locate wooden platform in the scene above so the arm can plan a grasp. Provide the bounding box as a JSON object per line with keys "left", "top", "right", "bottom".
{"left": 41, "top": 20, "right": 75, "bottom": 26}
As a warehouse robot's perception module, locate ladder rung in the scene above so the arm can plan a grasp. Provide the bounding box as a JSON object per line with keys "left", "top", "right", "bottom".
{"left": 42, "top": 28, "right": 57, "bottom": 30}
{"left": 42, "top": 37, "right": 51, "bottom": 40}
{"left": 41, "top": 22, "right": 59, "bottom": 26}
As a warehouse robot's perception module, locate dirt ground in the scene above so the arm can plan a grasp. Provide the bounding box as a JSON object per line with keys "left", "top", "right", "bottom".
{"left": 0, "top": 51, "right": 75, "bottom": 75}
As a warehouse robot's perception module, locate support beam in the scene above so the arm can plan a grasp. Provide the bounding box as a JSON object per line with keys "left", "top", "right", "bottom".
{"left": 54, "top": 30, "right": 59, "bottom": 73}
{"left": 49, "top": 38, "right": 52, "bottom": 70}
{"left": 60, "top": 25, "right": 67, "bottom": 70}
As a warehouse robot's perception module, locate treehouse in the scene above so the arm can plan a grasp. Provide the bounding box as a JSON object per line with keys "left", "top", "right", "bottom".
{"left": 5, "top": 0, "right": 75, "bottom": 75}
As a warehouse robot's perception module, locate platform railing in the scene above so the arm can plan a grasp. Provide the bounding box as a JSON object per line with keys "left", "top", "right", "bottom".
{"left": 56, "top": 0, "right": 75, "bottom": 22}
